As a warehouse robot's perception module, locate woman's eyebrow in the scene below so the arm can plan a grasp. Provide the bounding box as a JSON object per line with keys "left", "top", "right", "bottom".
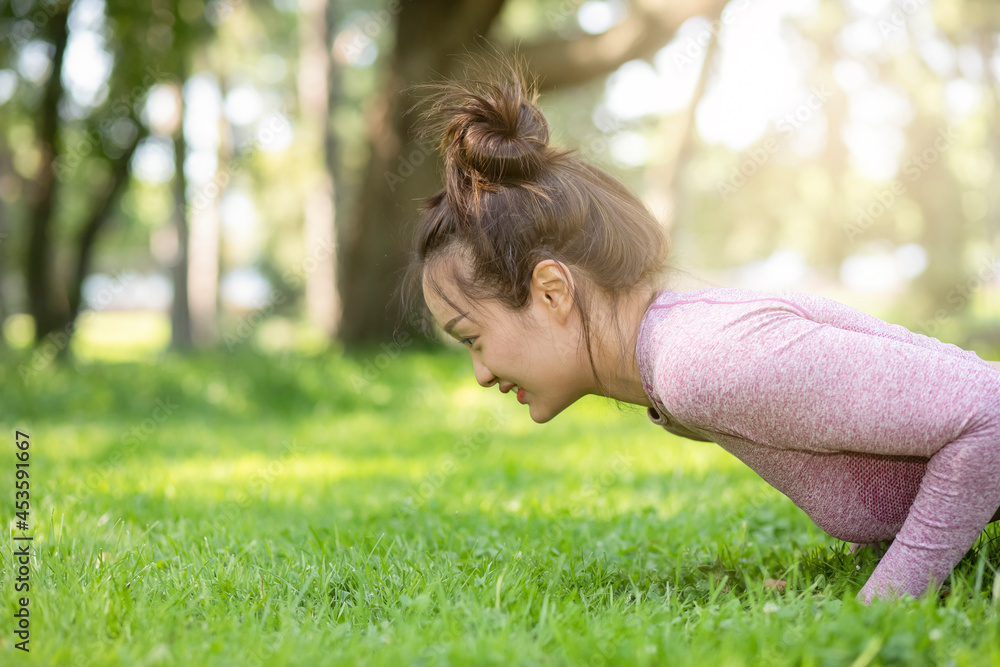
{"left": 444, "top": 314, "right": 466, "bottom": 336}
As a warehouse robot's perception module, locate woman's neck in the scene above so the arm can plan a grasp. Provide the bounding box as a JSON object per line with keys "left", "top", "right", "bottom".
{"left": 586, "top": 285, "right": 660, "bottom": 408}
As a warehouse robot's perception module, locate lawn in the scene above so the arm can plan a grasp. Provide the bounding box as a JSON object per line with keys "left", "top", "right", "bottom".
{"left": 2, "top": 343, "right": 999, "bottom": 666}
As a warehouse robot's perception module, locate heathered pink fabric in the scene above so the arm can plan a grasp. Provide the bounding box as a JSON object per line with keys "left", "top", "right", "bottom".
{"left": 634, "top": 287, "right": 1000, "bottom": 605}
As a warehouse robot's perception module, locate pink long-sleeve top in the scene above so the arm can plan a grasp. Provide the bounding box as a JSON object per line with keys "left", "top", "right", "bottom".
{"left": 635, "top": 286, "right": 1000, "bottom": 604}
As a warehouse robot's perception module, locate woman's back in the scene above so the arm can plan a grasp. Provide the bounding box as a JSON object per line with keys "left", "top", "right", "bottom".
{"left": 636, "top": 286, "right": 1000, "bottom": 604}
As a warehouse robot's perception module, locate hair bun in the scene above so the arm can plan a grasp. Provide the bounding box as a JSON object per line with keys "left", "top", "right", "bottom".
{"left": 412, "top": 54, "right": 552, "bottom": 185}
{"left": 456, "top": 93, "right": 550, "bottom": 182}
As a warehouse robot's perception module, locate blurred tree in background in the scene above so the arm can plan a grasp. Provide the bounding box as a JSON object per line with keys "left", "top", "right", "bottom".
{"left": 1, "top": 0, "right": 998, "bottom": 365}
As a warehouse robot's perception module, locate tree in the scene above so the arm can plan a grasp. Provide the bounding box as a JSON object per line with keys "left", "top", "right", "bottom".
{"left": 2, "top": 0, "right": 219, "bottom": 354}
{"left": 297, "top": 0, "right": 340, "bottom": 337}
{"left": 22, "top": 3, "right": 71, "bottom": 347}
{"left": 336, "top": 0, "right": 732, "bottom": 348}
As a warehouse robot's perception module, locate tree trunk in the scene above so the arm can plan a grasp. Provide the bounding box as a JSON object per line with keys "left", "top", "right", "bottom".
{"left": 187, "top": 95, "right": 221, "bottom": 348}
{"left": 337, "top": 0, "right": 508, "bottom": 347}
{"left": 807, "top": 22, "right": 853, "bottom": 281}
{"left": 171, "top": 79, "right": 193, "bottom": 350}
{"left": 0, "top": 140, "right": 14, "bottom": 350}
{"left": 0, "top": 199, "right": 7, "bottom": 350}
{"left": 64, "top": 130, "right": 145, "bottom": 328}
{"left": 906, "top": 119, "right": 966, "bottom": 335}
{"left": 298, "top": 0, "right": 340, "bottom": 337}
{"left": 337, "top": 0, "right": 733, "bottom": 347}
{"left": 25, "top": 5, "right": 71, "bottom": 345}
{"left": 644, "top": 22, "right": 721, "bottom": 228}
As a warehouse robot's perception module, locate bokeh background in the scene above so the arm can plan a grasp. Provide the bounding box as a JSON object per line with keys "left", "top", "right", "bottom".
{"left": 5, "top": 1, "right": 1000, "bottom": 665}
{"left": 1, "top": 0, "right": 999, "bottom": 362}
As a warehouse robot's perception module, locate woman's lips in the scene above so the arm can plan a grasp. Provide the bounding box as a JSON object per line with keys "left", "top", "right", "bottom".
{"left": 517, "top": 387, "right": 526, "bottom": 404}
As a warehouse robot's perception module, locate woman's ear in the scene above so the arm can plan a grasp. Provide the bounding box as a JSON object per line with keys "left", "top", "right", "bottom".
{"left": 531, "top": 259, "right": 574, "bottom": 324}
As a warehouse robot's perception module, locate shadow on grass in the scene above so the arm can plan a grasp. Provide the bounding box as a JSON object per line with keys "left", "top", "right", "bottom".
{"left": 0, "top": 343, "right": 467, "bottom": 423}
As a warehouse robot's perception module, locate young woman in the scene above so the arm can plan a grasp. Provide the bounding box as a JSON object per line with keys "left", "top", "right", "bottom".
{"left": 399, "top": 54, "right": 1000, "bottom": 606}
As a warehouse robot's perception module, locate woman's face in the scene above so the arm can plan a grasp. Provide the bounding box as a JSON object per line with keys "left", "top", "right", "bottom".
{"left": 421, "top": 258, "right": 593, "bottom": 423}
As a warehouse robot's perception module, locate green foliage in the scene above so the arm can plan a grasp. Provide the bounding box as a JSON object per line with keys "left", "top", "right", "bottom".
{"left": 2, "top": 348, "right": 1000, "bottom": 665}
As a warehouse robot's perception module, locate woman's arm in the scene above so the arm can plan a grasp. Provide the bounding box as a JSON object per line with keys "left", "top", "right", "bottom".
{"left": 990, "top": 360, "right": 1000, "bottom": 374}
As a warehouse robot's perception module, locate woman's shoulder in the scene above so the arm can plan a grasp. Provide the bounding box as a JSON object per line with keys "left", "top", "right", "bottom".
{"left": 648, "top": 285, "right": 994, "bottom": 371}
{"left": 637, "top": 286, "right": 825, "bottom": 407}
{"left": 638, "top": 286, "right": 824, "bottom": 430}
{"left": 642, "top": 286, "right": 819, "bottom": 334}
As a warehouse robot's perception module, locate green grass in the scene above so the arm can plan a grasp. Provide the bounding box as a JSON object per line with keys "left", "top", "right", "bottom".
{"left": 2, "top": 343, "right": 1000, "bottom": 666}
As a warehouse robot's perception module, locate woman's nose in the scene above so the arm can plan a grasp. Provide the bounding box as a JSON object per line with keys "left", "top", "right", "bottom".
{"left": 472, "top": 356, "right": 496, "bottom": 388}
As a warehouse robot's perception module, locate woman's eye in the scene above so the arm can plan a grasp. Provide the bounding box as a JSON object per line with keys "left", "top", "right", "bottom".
{"left": 460, "top": 337, "right": 477, "bottom": 347}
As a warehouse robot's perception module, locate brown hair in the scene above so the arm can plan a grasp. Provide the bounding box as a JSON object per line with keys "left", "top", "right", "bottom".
{"left": 398, "top": 50, "right": 675, "bottom": 399}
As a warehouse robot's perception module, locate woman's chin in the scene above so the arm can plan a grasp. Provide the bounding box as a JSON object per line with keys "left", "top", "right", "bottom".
{"left": 528, "top": 406, "right": 550, "bottom": 423}
{"left": 527, "top": 397, "right": 570, "bottom": 424}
